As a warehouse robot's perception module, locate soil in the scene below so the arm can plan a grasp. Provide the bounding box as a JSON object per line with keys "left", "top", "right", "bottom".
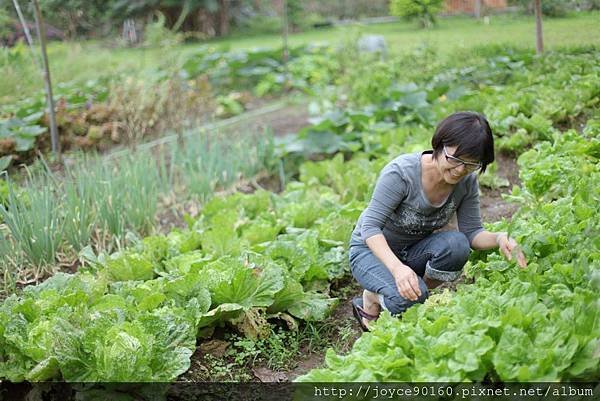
{"left": 260, "top": 104, "right": 311, "bottom": 138}
{"left": 226, "top": 102, "right": 310, "bottom": 138}
{"left": 479, "top": 153, "right": 520, "bottom": 223}
{"left": 553, "top": 112, "right": 589, "bottom": 134}
{"left": 178, "top": 279, "right": 364, "bottom": 383}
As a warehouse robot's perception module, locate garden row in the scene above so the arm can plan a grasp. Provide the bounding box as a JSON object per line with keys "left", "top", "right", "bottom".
{"left": 0, "top": 44, "right": 339, "bottom": 171}
{"left": 299, "top": 122, "right": 599, "bottom": 382}
{"left": 282, "top": 46, "right": 599, "bottom": 157}
{"left": 0, "top": 152, "right": 386, "bottom": 381}
{"left": 0, "top": 128, "right": 274, "bottom": 295}
{"left": 292, "top": 47, "right": 600, "bottom": 381}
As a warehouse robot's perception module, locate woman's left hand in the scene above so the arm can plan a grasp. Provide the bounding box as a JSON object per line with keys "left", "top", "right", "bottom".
{"left": 497, "top": 233, "right": 527, "bottom": 268}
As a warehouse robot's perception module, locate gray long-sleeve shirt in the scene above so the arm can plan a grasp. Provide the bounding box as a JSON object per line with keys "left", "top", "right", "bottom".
{"left": 349, "top": 150, "right": 484, "bottom": 249}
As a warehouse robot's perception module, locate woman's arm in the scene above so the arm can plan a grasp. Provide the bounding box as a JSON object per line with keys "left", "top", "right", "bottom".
{"left": 470, "top": 230, "right": 500, "bottom": 250}
{"left": 360, "top": 161, "right": 423, "bottom": 300}
{"left": 365, "top": 234, "right": 422, "bottom": 301}
{"left": 471, "top": 230, "right": 528, "bottom": 268}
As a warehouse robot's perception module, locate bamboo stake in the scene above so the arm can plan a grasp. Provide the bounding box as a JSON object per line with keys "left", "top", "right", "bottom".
{"left": 31, "top": 0, "right": 60, "bottom": 157}
{"left": 11, "top": 0, "right": 34, "bottom": 47}
{"left": 11, "top": 0, "right": 41, "bottom": 68}
{"left": 534, "top": 0, "right": 544, "bottom": 55}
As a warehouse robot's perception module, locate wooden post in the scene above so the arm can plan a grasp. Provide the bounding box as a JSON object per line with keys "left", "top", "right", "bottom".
{"left": 32, "top": 0, "right": 60, "bottom": 157}
{"left": 281, "top": 0, "right": 289, "bottom": 89}
{"left": 534, "top": 0, "right": 544, "bottom": 55}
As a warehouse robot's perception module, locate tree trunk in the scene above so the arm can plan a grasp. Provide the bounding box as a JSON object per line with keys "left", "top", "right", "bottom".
{"left": 534, "top": 0, "right": 544, "bottom": 54}
{"left": 217, "top": 0, "right": 229, "bottom": 36}
{"left": 475, "top": 0, "right": 482, "bottom": 19}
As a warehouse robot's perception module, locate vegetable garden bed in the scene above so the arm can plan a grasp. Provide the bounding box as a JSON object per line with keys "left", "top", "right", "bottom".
{"left": 1, "top": 43, "right": 598, "bottom": 393}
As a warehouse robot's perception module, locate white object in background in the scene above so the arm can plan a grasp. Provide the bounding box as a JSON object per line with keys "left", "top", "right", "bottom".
{"left": 357, "top": 34, "right": 388, "bottom": 59}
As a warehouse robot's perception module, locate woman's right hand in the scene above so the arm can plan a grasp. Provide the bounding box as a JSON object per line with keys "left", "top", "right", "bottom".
{"left": 391, "top": 264, "right": 421, "bottom": 301}
{"left": 364, "top": 234, "right": 422, "bottom": 302}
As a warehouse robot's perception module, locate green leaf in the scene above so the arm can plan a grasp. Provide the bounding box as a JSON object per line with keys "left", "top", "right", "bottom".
{"left": 301, "top": 130, "right": 344, "bottom": 154}
{"left": 0, "top": 156, "right": 12, "bottom": 171}
{"left": 267, "top": 276, "right": 304, "bottom": 314}
{"left": 26, "top": 357, "right": 60, "bottom": 381}
{"left": 94, "top": 322, "right": 153, "bottom": 381}
{"left": 211, "top": 264, "right": 284, "bottom": 309}
{"left": 493, "top": 326, "right": 534, "bottom": 381}
{"left": 287, "top": 292, "right": 338, "bottom": 321}
{"left": 201, "top": 224, "right": 242, "bottom": 257}
{"left": 20, "top": 125, "right": 46, "bottom": 137}
{"left": 14, "top": 135, "right": 36, "bottom": 152}
{"left": 197, "top": 303, "right": 244, "bottom": 329}
{"left": 104, "top": 254, "right": 155, "bottom": 282}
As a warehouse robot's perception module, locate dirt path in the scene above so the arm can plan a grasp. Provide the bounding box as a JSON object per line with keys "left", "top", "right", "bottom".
{"left": 248, "top": 103, "right": 310, "bottom": 137}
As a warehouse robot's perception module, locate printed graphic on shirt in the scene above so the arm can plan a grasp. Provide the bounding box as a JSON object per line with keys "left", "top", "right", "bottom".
{"left": 387, "top": 197, "right": 457, "bottom": 236}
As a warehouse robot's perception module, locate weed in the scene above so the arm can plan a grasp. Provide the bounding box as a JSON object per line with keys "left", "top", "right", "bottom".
{"left": 243, "top": 327, "right": 298, "bottom": 371}
{"left": 200, "top": 354, "right": 252, "bottom": 382}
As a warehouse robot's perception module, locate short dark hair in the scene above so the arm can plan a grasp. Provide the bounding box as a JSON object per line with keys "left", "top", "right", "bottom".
{"left": 431, "top": 111, "right": 495, "bottom": 173}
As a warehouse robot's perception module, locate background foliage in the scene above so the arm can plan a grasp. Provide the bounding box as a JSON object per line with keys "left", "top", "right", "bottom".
{"left": 390, "top": 0, "right": 445, "bottom": 28}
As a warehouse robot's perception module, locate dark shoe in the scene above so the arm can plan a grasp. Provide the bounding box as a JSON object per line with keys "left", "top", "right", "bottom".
{"left": 351, "top": 296, "right": 378, "bottom": 332}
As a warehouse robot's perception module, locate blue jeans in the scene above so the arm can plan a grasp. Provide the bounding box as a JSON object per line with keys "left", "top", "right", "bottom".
{"left": 349, "top": 231, "right": 470, "bottom": 315}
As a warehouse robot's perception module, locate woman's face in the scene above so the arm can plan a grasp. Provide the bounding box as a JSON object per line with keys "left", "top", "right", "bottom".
{"left": 436, "top": 145, "right": 480, "bottom": 185}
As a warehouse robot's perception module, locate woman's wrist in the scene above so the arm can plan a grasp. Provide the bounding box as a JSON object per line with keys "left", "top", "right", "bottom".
{"left": 496, "top": 232, "right": 508, "bottom": 247}
{"left": 388, "top": 261, "right": 409, "bottom": 275}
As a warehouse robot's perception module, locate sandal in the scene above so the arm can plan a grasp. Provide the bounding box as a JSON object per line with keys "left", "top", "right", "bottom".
{"left": 352, "top": 296, "right": 378, "bottom": 332}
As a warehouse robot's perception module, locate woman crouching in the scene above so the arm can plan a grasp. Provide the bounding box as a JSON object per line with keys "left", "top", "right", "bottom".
{"left": 349, "top": 111, "right": 527, "bottom": 331}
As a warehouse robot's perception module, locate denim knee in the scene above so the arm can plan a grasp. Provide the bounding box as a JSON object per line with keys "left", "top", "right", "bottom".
{"left": 445, "top": 231, "right": 471, "bottom": 268}
{"left": 424, "top": 231, "right": 470, "bottom": 281}
{"left": 382, "top": 279, "right": 429, "bottom": 316}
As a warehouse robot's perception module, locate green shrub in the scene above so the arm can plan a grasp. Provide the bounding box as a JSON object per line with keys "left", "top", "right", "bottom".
{"left": 541, "top": 0, "right": 570, "bottom": 16}
{"left": 143, "top": 12, "right": 184, "bottom": 47}
{"left": 582, "top": 0, "right": 600, "bottom": 10}
{"left": 510, "top": 0, "right": 571, "bottom": 17}
{"left": 0, "top": 8, "right": 12, "bottom": 41}
{"left": 390, "top": 0, "right": 444, "bottom": 28}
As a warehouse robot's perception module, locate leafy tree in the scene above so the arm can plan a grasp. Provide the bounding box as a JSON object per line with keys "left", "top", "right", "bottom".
{"left": 389, "top": 0, "right": 444, "bottom": 28}
{"left": 0, "top": 6, "right": 12, "bottom": 39}
{"left": 37, "top": 0, "right": 108, "bottom": 38}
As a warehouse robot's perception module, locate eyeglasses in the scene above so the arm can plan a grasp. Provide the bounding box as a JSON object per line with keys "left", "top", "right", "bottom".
{"left": 443, "top": 146, "right": 482, "bottom": 172}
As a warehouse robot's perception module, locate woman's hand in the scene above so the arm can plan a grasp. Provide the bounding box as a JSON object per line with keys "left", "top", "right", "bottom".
{"left": 497, "top": 233, "right": 527, "bottom": 268}
{"left": 391, "top": 264, "right": 421, "bottom": 301}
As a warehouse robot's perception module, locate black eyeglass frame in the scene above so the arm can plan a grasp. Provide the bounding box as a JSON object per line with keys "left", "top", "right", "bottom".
{"left": 443, "top": 146, "right": 482, "bottom": 172}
